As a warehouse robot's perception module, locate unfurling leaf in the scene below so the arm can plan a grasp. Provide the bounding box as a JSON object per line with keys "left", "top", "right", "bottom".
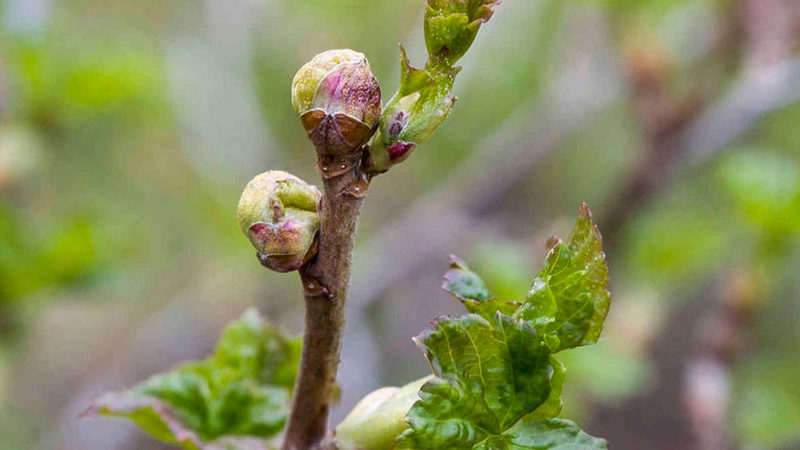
{"left": 515, "top": 203, "right": 610, "bottom": 352}
{"left": 502, "top": 418, "right": 608, "bottom": 449}
{"left": 395, "top": 204, "right": 610, "bottom": 449}
{"left": 395, "top": 314, "right": 559, "bottom": 448}
{"left": 83, "top": 308, "right": 301, "bottom": 450}
{"left": 366, "top": 0, "right": 500, "bottom": 173}
{"left": 442, "top": 254, "right": 521, "bottom": 319}
{"left": 425, "top": 0, "right": 501, "bottom": 67}
{"left": 523, "top": 357, "right": 565, "bottom": 422}
{"left": 446, "top": 203, "right": 610, "bottom": 352}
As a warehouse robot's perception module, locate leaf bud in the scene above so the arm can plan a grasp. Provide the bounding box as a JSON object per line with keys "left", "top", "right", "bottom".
{"left": 365, "top": 48, "right": 457, "bottom": 173}
{"left": 335, "top": 376, "right": 432, "bottom": 450}
{"left": 237, "top": 170, "right": 321, "bottom": 272}
{"left": 291, "top": 49, "right": 382, "bottom": 177}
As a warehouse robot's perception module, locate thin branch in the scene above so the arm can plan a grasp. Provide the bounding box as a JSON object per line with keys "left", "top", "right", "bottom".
{"left": 602, "top": 53, "right": 800, "bottom": 246}
{"left": 283, "top": 168, "right": 366, "bottom": 450}
{"left": 595, "top": 2, "right": 798, "bottom": 447}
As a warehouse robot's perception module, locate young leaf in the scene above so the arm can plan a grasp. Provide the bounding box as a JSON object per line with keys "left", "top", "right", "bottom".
{"left": 425, "top": 0, "right": 501, "bottom": 67}
{"left": 396, "top": 204, "right": 610, "bottom": 448}
{"left": 366, "top": 0, "right": 501, "bottom": 173}
{"left": 515, "top": 203, "right": 610, "bottom": 352}
{"left": 442, "top": 254, "right": 520, "bottom": 319}
{"left": 83, "top": 308, "right": 300, "bottom": 449}
{"left": 503, "top": 418, "right": 607, "bottom": 449}
{"left": 443, "top": 204, "right": 609, "bottom": 353}
{"left": 395, "top": 314, "right": 557, "bottom": 449}
{"left": 523, "top": 357, "right": 565, "bottom": 422}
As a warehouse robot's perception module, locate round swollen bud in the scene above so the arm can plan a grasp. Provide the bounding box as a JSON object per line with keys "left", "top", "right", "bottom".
{"left": 237, "top": 170, "right": 321, "bottom": 272}
{"left": 291, "top": 49, "right": 381, "bottom": 176}
{"left": 335, "top": 376, "right": 432, "bottom": 450}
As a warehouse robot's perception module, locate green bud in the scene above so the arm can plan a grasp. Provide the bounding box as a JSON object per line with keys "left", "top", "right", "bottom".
{"left": 291, "top": 49, "right": 382, "bottom": 177}
{"left": 365, "top": 48, "right": 458, "bottom": 173}
{"left": 425, "top": 0, "right": 500, "bottom": 67}
{"left": 335, "top": 376, "right": 432, "bottom": 450}
{"left": 364, "top": 0, "right": 499, "bottom": 174}
{"left": 292, "top": 49, "right": 361, "bottom": 114}
{"left": 237, "top": 170, "right": 321, "bottom": 272}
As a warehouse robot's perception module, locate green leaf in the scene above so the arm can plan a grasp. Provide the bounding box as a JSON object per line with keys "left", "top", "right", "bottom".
{"left": 442, "top": 255, "right": 491, "bottom": 301}
{"left": 366, "top": 0, "right": 500, "bottom": 173}
{"left": 717, "top": 150, "right": 800, "bottom": 233}
{"left": 83, "top": 308, "right": 299, "bottom": 449}
{"left": 395, "top": 314, "right": 556, "bottom": 449}
{"left": 82, "top": 392, "right": 204, "bottom": 450}
{"left": 523, "top": 357, "right": 565, "bottom": 422}
{"left": 442, "top": 255, "right": 520, "bottom": 319}
{"left": 503, "top": 418, "right": 607, "bottom": 449}
{"left": 515, "top": 203, "right": 610, "bottom": 352}
{"left": 397, "top": 204, "right": 610, "bottom": 448}
{"left": 425, "top": 0, "right": 501, "bottom": 67}
{"left": 443, "top": 204, "right": 609, "bottom": 352}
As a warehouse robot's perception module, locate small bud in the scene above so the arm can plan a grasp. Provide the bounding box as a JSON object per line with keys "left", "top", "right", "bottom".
{"left": 237, "top": 171, "right": 321, "bottom": 272}
{"left": 365, "top": 48, "right": 457, "bottom": 173}
{"left": 291, "top": 49, "right": 381, "bottom": 176}
{"left": 335, "top": 376, "right": 433, "bottom": 450}
{"left": 425, "top": 0, "right": 500, "bottom": 67}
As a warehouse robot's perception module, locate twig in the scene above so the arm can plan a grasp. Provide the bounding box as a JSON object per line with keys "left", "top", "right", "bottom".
{"left": 602, "top": 57, "right": 800, "bottom": 246}
{"left": 594, "top": 2, "right": 798, "bottom": 447}
{"left": 284, "top": 168, "right": 366, "bottom": 450}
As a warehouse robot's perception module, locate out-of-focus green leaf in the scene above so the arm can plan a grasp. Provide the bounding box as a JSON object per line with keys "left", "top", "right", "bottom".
{"left": 718, "top": 150, "right": 800, "bottom": 233}
{"left": 442, "top": 254, "right": 520, "bottom": 319}
{"left": 83, "top": 308, "right": 300, "bottom": 449}
{"left": 558, "top": 340, "right": 651, "bottom": 403}
{"left": 515, "top": 203, "right": 610, "bottom": 352}
{"left": 580, "top": 0, "right": 698, "bottom": 16}
{"left": 395, "top": 314, "right": 556, "bottom": 449}
{"left": 733, "top": 358, "right": 800, "bottom": 448}
{"left": 624, "top": 190, "right": 739, "bottom": 287}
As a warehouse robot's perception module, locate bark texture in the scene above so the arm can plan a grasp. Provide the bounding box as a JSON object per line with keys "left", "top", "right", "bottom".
{"left": 282, "top": 167, "right": 365, "bottom": 450}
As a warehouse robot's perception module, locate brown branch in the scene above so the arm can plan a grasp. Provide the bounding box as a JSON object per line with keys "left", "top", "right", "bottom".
{"left": 283, "top": 167, "right": 366, "bottom": 450}
{"left": 601, "top": 0, "right": 800, "bottom": 247}
{"left": 594, "top": 2, "right": 798, "bottom": 447}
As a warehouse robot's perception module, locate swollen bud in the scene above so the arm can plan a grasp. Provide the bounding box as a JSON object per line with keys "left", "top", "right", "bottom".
{"left": 237, "top": 171, "right": 321, "bottom": 272}
{"left": 291, "top": 49, "right": 381, "bottom": 177}
{"left": 335, "top": 376, "right": 432, "bottom": 450}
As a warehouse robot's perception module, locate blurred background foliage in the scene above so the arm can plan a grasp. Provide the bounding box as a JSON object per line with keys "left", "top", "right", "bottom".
{"left": 0, "top": 0, "right": 798, "bottom": 449}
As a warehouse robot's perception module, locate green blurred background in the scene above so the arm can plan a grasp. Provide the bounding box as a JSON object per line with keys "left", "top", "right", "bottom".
{"left": 0, "top": 0, "right": 798, "bottom": 448}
